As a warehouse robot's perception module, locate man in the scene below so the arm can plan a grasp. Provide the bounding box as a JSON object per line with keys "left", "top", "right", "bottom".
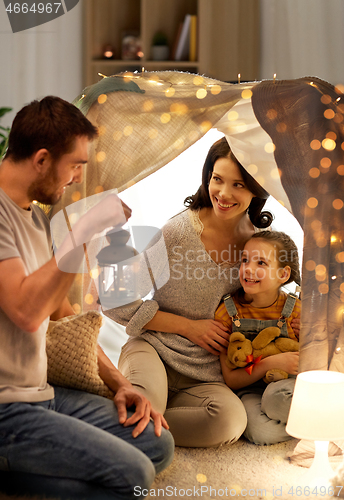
{"left": 0, "top": 96, "right": 174, "bottom": 500}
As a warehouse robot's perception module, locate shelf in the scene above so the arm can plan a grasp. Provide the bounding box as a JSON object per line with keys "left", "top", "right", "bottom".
{"left": 83, "top": 0, "right": 260, "bottom": 87}
{"left": 91, "top": 59, "right": 143, "bottom": 66}
{"left": 90, "top": 59, "right": 199, "bottom": 66}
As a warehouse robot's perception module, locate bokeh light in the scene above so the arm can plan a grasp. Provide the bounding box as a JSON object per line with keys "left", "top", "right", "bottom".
{"left": 73, "top": 303, "right": 81, "bottom": 314}
{"left": 228, "top": 111, "right": 239, "bottom": 121}
{"left": 96, "top": 151, "right": 106, "bottom": 162}
{"left": 148, "top": 129, "right": 159, "bottom": 139}
{"left": 143, "top": 100, "right": 154, "bottom": 112}
{"left": 320, "top": 157, "right": 331, "bottom": 168}
{"left": 309, "top": 167, "right": 320, "bottom": 178}
{"left": 307, "top": 197, "right": 318, "bottom": 208}
{"left": 305, "top": 260, "right": 316, "bottom": 271}
{"left": 241, "top": 89, "right": 252, "bottom": 100}
{"left": 71, "top": 191, "right": 81, "bottom": 202}
{"left": 321, "top": 95, "right": 332, "bottom": 105}
{"left": 247, "top": 164, "right": 258, "bottom": 176}
{"left": 264, "top": 142, "right": 275, "bottom": 153}
{"left": 324, "top": 109, "right": 335, "bottom": 120}
{"left": 84, "top": 294, "right": 94, "bottom": 305}
{"left": 318, "top": 283, "right": 329, "bottom": 294}
{"left": 97, "top": 94, "right": 107, "bottom": 104}
{"left": 322, "top": 138, "right": 336, "bottom": 151}
{"left": 266, "top": 109, "right": 277, "bottom": 120}
{"left": 210, "top": 85, "right": 221, "bottom": 95}
{"left": 196, "top": 88, "right": 207, "bottom": 99}
{"left": 196, "top": 474, "right": 207, "bottom": 483}
{"left": 310, "top": 139, "right": 321, "bottom": 150}
{"left": 160, "top": 113, "right": 171, "bottom": 123}
{"left": 165, "top": 88, "right": 175, "bottom": 97}
{"left": 193, "top": 76, "right": 204, "bottom": 86}
{"left": 333, "top": 199, "right": 344, "bottom": 210}
{"left": 123, "top": 126, "right": 133, "bottom": 136}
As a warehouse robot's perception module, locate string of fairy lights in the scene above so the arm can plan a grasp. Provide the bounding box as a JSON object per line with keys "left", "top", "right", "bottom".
{"left": 68, "top": 71, "right": 344, "bottom": 314}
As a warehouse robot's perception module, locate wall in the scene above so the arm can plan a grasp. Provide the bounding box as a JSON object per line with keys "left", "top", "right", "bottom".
{"left": 260, "top": 0, "right": 344, "bottom": 85}
{"left": 0, "top": 1, "right": 83, "bottom": 127}
{"left": 2, "top": 1, "right": 344, "bottom": 119}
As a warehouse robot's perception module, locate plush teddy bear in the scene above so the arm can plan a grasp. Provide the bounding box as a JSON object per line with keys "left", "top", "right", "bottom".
{"left": 226, "top": 327, "right": 299, "bottom": 383}
{"left": 225, "top": 331, "right": 253, "bottom": 370}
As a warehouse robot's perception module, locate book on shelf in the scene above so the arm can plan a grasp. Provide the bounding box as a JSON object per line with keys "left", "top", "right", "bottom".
{"left": 174, "top": 14, "right": 191, "bottom": 61}
{"left": 189, "top": 15, "right": 197, "bottom": 62}
{"left": 171, "top": 21, "right": 184, "bottom": 61}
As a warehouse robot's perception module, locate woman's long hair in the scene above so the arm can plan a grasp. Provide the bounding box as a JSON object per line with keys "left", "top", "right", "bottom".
{"left": 184, "top": 137, "right": 273, "bottom": 228}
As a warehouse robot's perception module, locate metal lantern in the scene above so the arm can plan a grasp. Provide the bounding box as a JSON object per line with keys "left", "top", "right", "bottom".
{"left": 96, "top": 229, "right": 140, "bottom": 309}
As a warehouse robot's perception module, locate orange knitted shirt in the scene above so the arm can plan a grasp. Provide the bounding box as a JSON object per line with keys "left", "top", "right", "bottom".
{"left": 215, "top": 291, "right": 301, "bottom": 340}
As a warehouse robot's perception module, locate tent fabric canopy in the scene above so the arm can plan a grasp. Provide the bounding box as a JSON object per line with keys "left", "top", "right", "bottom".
{"left": 52, "top": 71, "right": 344, "bottom": 373}
{"left": 61, "top": 71, "right": 255, "bottom": 203}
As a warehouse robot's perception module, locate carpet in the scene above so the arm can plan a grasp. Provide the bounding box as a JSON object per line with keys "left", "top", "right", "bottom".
{"left": 99, "top": 319, "right": 341, "bottom": 500}
{"left": 149, "top": 438, "right": 339, "bottom": 500}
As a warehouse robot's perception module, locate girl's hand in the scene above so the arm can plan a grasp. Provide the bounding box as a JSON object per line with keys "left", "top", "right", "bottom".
{"left": 290, "top": 317, "right": 300, "bottom": 339}
{"left": 267, "top": 352, "right": 299, "bottom": 375}
{"left": 186, "top": 319, "right": 229, "bottom": 355}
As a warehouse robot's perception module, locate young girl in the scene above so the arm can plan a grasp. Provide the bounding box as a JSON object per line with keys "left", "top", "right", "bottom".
{"left": 216, "top": 230, "right": 301, "bottom": 446}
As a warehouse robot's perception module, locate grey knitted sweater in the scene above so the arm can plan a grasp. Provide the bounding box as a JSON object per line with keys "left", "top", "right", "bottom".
{"left": 106, "top": 209, "right": 241, "bottom": 382}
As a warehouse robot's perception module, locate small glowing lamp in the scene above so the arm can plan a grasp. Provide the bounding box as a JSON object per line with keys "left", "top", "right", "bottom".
{"left": 96, "top": 229, "right": 139, "bottom": 309}
{"left": 103, "top": 44, "right": 115, "bottom": 59}
{"left": 286, "top": 370, "right": 344, "bottom": 487}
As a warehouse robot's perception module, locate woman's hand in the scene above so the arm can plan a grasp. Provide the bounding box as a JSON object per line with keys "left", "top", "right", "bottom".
{"left": 186, "top": 319, "right": 229, "bottom": 355}
{"left": 114, "top": 385, "right": 169, "bottom": 438}
{"left": 266, "top": 352, "right": 299, "bottom": 375}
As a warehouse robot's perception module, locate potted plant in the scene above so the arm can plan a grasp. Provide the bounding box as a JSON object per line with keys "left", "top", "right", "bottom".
{"left": 0, "top": 107, "right": 12, "bottom": 159}
{"left": 151, "top": 31, "right": 169, "bottom": 61}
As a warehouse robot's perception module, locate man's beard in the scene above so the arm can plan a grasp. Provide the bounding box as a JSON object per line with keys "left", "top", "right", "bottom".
{"left": 27, "top": 162, "right": 61, "bottom": 206}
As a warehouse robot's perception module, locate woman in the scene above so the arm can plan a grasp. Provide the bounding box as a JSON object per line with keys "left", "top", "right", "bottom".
{"left": 107, "top": 137, "right": 273, "bottom": 447}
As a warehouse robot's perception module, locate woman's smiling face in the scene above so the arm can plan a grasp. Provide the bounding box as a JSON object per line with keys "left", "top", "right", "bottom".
{"left": 208, "top": 156, "right": 253, "bottom": 221}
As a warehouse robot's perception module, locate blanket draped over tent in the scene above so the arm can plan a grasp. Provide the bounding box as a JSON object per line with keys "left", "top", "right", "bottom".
{"left": 51, "top": 71, "right": 344, "bottom": 374}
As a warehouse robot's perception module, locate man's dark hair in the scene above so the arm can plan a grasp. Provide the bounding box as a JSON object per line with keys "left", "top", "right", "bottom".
{"left": 5, "top": 96, "right": 98, "bottom": 162}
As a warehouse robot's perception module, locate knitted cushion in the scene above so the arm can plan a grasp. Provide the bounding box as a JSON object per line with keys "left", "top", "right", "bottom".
{"left": 46, "top": 311, "right": 114, "bottom": 399}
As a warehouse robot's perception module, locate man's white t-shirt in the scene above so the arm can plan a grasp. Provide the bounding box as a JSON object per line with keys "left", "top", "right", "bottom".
{"left": 0, "top": 188, "right": 54, "bottom": 403}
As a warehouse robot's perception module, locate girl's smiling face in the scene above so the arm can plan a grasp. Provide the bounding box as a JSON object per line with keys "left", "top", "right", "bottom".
{"left": 239, "top": 238, "right": 291, "bottom": 305}
{"left": 208, "top": 156, "right": 253, "bottom": 221}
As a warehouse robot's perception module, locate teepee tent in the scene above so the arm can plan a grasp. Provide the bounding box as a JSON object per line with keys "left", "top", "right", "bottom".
{"left": 52, "top": 71, "right": 344, "bottom": 374}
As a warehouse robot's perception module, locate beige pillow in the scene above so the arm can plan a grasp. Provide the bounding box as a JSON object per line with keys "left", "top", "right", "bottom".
{"left": 46, "top": 311, "right": 114, "bottom": 399}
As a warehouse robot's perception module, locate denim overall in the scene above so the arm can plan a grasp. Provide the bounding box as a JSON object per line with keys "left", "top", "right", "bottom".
{"left": 223, "top": 292, "right": 298, "bottom": 342}
{"left": 223, "top": 293, "right": 299, "bottom": 445}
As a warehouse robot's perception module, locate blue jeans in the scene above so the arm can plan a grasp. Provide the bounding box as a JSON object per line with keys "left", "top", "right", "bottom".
{"left": 0, "top": 386, "right": 174, "bottom": 499}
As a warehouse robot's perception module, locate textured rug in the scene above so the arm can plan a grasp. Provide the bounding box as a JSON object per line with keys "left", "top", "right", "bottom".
{"left": 149, "top": 438, "right": 339, "bottom": 500}
{"left": 99, "top": 319, "right": 342, "bottom": 500}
